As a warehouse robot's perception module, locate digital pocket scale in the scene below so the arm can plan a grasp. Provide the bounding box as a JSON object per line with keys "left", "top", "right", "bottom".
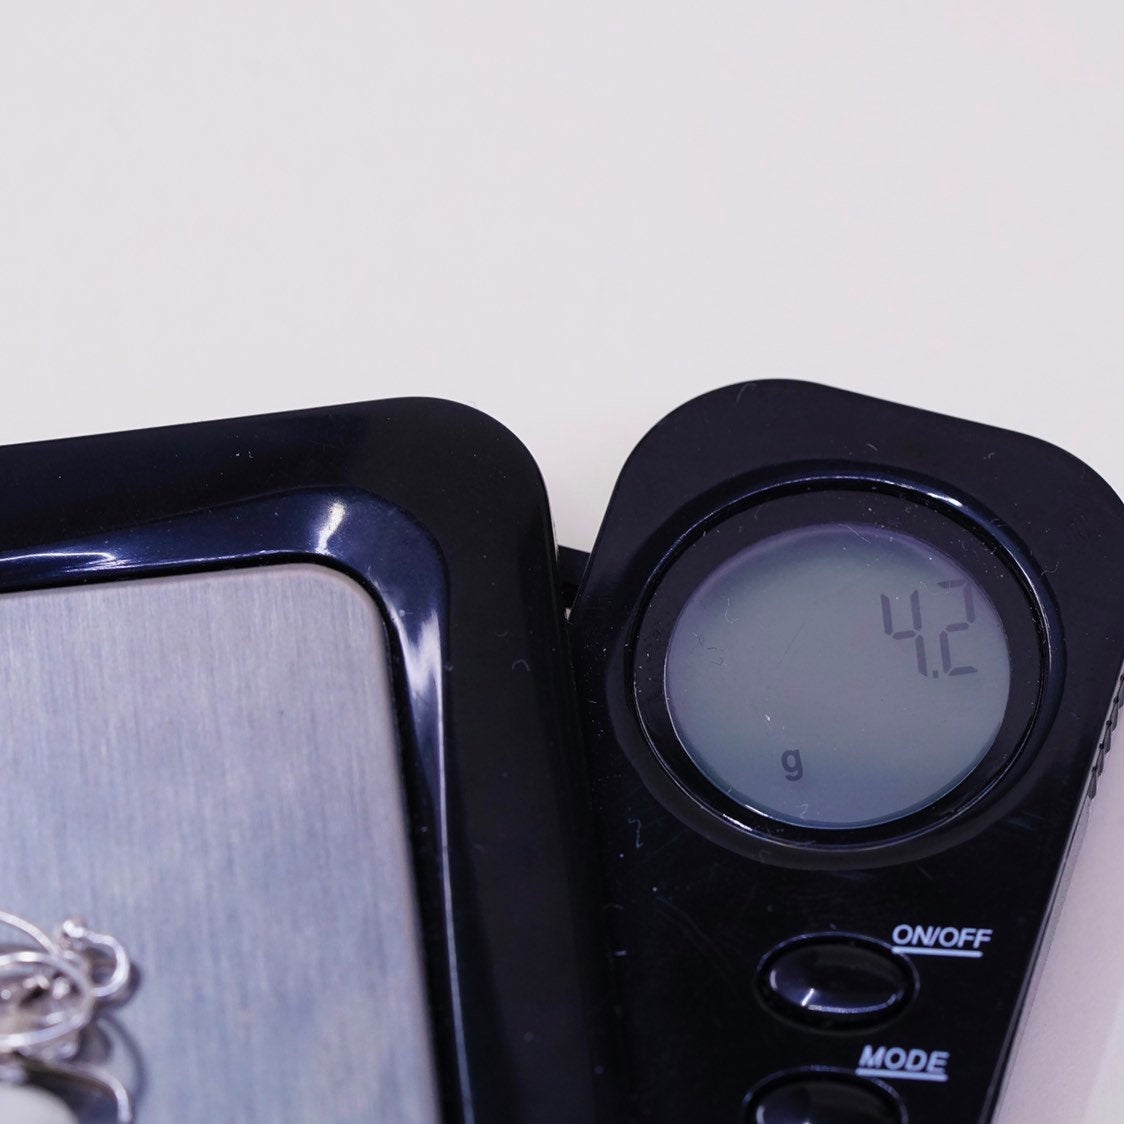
{"left": 0, "top": 380, "right": 1119, "bottom": 1123}
{"left": 568, "top": 380, "right": 1124, "bottom": 1123}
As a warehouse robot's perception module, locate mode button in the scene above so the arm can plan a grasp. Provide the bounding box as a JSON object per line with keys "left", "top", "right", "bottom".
{"left": 745, "top": 1072, "right": 903, "bottom": 1124}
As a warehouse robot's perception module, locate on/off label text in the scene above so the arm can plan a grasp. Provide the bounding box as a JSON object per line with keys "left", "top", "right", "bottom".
{"left": 891, "top": 923, "right": 993, "bottom": 958}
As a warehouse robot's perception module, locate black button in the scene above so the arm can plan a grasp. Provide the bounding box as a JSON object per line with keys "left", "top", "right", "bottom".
{"left": 748, "top": 1073, "right": 902, "bottom": 1124}
{"left": 760, "top": 936, "right": 915, "bottom": 1028}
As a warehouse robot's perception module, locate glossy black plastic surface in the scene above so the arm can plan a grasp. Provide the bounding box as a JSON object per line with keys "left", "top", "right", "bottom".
{"left": 570, "top": 380, "right": 1124, "bottom": 1123}
{"left": 0, "top": 400, "right": 606, "bottom": 1124}
{"left": 760, "top": 936, "right": 916, "bottom": 1029}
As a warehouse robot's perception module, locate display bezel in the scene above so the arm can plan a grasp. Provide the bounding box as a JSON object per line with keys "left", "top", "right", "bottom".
{"left": 633, "top": 483, "right": 1048, "bottom": 849}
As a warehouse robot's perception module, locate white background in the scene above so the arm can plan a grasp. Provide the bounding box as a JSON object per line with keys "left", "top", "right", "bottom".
{"left": 1, "top": 5, "right": 1122, "bottom": 1120}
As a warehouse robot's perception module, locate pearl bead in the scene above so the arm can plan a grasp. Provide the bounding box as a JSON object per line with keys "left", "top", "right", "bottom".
{"left": 0, "top": 1084, "right": 78, "bottom": 1124}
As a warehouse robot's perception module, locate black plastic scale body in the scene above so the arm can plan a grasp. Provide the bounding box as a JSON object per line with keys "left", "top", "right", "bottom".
{"left": 569, "top": 381, "right": 1124, "bottom": 1123}
{"left": 0, "top": 401, "right": 609, "bottom": 1124}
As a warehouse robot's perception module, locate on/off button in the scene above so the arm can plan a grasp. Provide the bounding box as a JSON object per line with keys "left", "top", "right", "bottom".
{"left": 758, "top": 935, "right": 917, "bottom": 1029}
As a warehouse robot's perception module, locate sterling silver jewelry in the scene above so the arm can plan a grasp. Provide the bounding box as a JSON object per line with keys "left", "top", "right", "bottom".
{"left": 0, "top": 911, "right": 135, "bottom": 1123}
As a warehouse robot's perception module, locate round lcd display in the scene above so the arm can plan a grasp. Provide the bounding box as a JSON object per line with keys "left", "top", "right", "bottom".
{"left": 662, "top": 522, "right": 1013, "bottom": 829}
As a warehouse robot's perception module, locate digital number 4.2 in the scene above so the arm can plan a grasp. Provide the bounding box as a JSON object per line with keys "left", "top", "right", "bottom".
{"left": 880, "top": 580, "right": 978, "bottom": 678}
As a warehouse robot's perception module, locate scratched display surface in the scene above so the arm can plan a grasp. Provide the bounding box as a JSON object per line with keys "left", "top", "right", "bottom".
{"left": 0, "top": 565, "right": 439, "bottom": 1124}
{"left": 665, "top": 523, "right": 1012, "bottom": 828}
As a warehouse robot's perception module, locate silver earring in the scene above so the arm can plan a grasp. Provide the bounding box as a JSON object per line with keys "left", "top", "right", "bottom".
{"left": 0, "top": 911, "right": 135, "bottom": 1123}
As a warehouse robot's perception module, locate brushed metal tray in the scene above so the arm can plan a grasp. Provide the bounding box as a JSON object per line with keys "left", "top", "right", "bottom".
{"left": 0, "top": 564, "right": 439, "bottom": 1123}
